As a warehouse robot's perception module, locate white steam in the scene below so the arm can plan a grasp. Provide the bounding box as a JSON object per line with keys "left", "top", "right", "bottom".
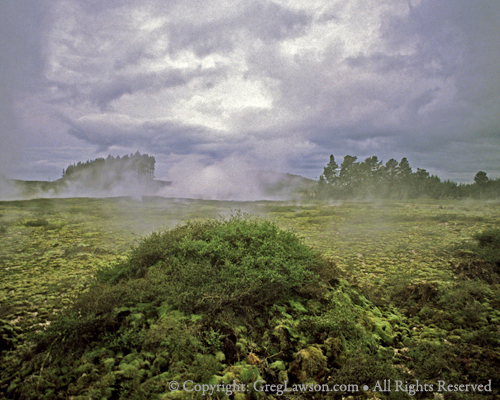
{"left": 0, "top": 156, "right": 311, "bottom": 202}
{"left": 0, "top": 176, "right": 23, "bottom": 201}
{"left": 159, "top": 156, "right": 300, "bottom": 201}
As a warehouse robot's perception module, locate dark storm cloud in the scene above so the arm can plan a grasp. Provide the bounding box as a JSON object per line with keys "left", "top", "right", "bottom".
{"left": 3, "top": 0, "right": 500, "bottom": 183}
{"left": 383, "top": 1, "right": 500, "bottom": 109}
{"left": 60, "top": 112, "right": 242, "bottom": 160}
{"left": 375, "top": 0, "right": 500, "bottom": 177}
{"left": 269, "top": 0, "right": 500, "bottom": 179}
{"left": 0, "top": 1, "right": 48, "bottom": 93}
{"left": 242, "top": 1, "right": 312, "bottom": 41}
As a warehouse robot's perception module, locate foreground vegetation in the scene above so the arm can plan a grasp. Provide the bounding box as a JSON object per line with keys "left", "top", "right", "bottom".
{"left": 1, "top": 197, "right": 499, "bottom": 399}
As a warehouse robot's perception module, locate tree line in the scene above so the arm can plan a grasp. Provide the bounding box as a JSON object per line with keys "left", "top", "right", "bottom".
{"left": 62, "top": 152, "right": 155, "bottom": 181}
{"left": 318, "top": 155, "right": 500, "bottom": 199}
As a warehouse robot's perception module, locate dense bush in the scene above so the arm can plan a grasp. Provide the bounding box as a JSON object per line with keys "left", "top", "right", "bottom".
{"left": 99, "top": 214, "right": 337, "bottom": 316}
{"left": 473, "top": 228, "right": 500, "bottom": 266}
{"left": 451, "top": 228, "right": 500, "bottom": 283}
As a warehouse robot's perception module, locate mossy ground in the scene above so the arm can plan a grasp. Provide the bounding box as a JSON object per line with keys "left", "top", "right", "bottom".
{"left": 1, "top": 197, "right": 499, "bottom": 399}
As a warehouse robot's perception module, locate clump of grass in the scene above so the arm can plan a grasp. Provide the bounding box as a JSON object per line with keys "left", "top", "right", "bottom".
{"left": 0, "top": 303, "right": 15, "bottom": 319}
{"left": 0, "top": 319, "right": 18, "bottom": 351}
{"left": 43, "top": 222, "right": 62, "bottom": 231}
{"left": 473, "top": 228, "right": 500, "bottom": 265}
{"left": 389, "top": 280, "right": 440, "bottom": 315}
{"left": 23, "top": 218, "right": 49, "bottom": 227}
{"left": 451, "top": 228, "right": 500, "bottom": 283}
{"left": 406, "top": 340, "right": 500, "bottom": 393}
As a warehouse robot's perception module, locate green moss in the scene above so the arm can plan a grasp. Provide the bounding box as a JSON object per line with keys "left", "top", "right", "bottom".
{"left": 2, "top": 198, "right": 500, "bottom": 398}
{"left": 290, "top": 345, "right": 327, "bottom": 383}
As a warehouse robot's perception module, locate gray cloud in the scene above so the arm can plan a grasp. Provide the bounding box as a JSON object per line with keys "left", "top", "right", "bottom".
{"left": 166, "top": 1, "right": 312, "bottom": 56}
{"left": 90, "top": 70, "right": 189, "bottom": 110}
{"left": 2, "top": 0, "right": 500, "bottom": 186}
{"left": 0, "top": 0, "right": 49, "bottom": 176}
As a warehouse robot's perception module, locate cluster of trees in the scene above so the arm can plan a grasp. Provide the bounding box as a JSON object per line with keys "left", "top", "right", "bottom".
{"left": 62, "top": 152, "right": 155, "bottom": 181}
{"left": 318, "top": 155, "right": 500, "bottom": 199}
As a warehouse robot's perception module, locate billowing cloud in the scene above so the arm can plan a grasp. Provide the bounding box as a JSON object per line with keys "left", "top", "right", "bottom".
{"left": 1, "top": 0, "right": 500, "bottom": 186}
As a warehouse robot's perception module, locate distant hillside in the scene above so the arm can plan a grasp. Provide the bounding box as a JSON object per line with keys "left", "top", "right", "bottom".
{"left": 247, "top": 170, "right": 317, "bottom": 197}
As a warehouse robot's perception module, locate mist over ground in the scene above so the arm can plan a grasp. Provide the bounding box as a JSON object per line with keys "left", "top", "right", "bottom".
{"left": 0, "top": 157, "right": 314, "bottom": 202}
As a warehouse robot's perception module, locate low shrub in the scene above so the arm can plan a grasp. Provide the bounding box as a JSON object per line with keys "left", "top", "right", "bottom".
{"left": 23, "top": 218, "right": 49, "bottom": 227}
{"left": 473, "top": 228, "right": 500, "bottom": 266}
{"left": 451, "top": 228, "right": 500, "bottom": 283}
{"left": 99, "top": 214, "right": 338, "bottom": 316}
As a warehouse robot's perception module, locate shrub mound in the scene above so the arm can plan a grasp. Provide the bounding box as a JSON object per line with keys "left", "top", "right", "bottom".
{"left": 2, "top": 215, "right": 407, "bottom": 399}
{"left": 452, "top": 228, "right": 500, "bottom": 283}
{"left": 102, "top": 214, "right": 337, "bottom": 316}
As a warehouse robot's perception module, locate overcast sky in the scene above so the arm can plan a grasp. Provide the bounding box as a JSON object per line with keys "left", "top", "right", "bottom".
{"left": 1, "top": 0, "right": 499, "bottom": 183}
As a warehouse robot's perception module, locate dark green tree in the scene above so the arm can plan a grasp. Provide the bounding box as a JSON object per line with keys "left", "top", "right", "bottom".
{"left": 474, "top": 171, "right": 489, "bottom": 186}
{"left": 396, "top": 158, "right": 412, "bottom": 198}
{"left": 474, "top": 171, "right": 489, "bottom": 198}
{"left": 338, "top": 155, "right": 359, "bottom": 197}
{"left": 62, "top": 152, "right": 155, "bottom": 182}
{"left": 317, "top": 155, "right": 499, "bottom": 200}
{"left": 321, "top": 155, "right": 339, "bottom": 185}
{"left": 358, "top": 156, "right": 382, "bottom": 197}
{"left": 396, "top": 158, "right": 412, "bottom": 179}
{"left": 381, "top": 159, "right": 399, "bottom": 198}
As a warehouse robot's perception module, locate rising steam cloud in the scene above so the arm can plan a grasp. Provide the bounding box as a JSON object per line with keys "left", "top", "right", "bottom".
{"left": 0, "top": 155, "right": 310, "bottom": 202}
{"left": 159, "top": 156, "right": 292, "bottom": 201}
